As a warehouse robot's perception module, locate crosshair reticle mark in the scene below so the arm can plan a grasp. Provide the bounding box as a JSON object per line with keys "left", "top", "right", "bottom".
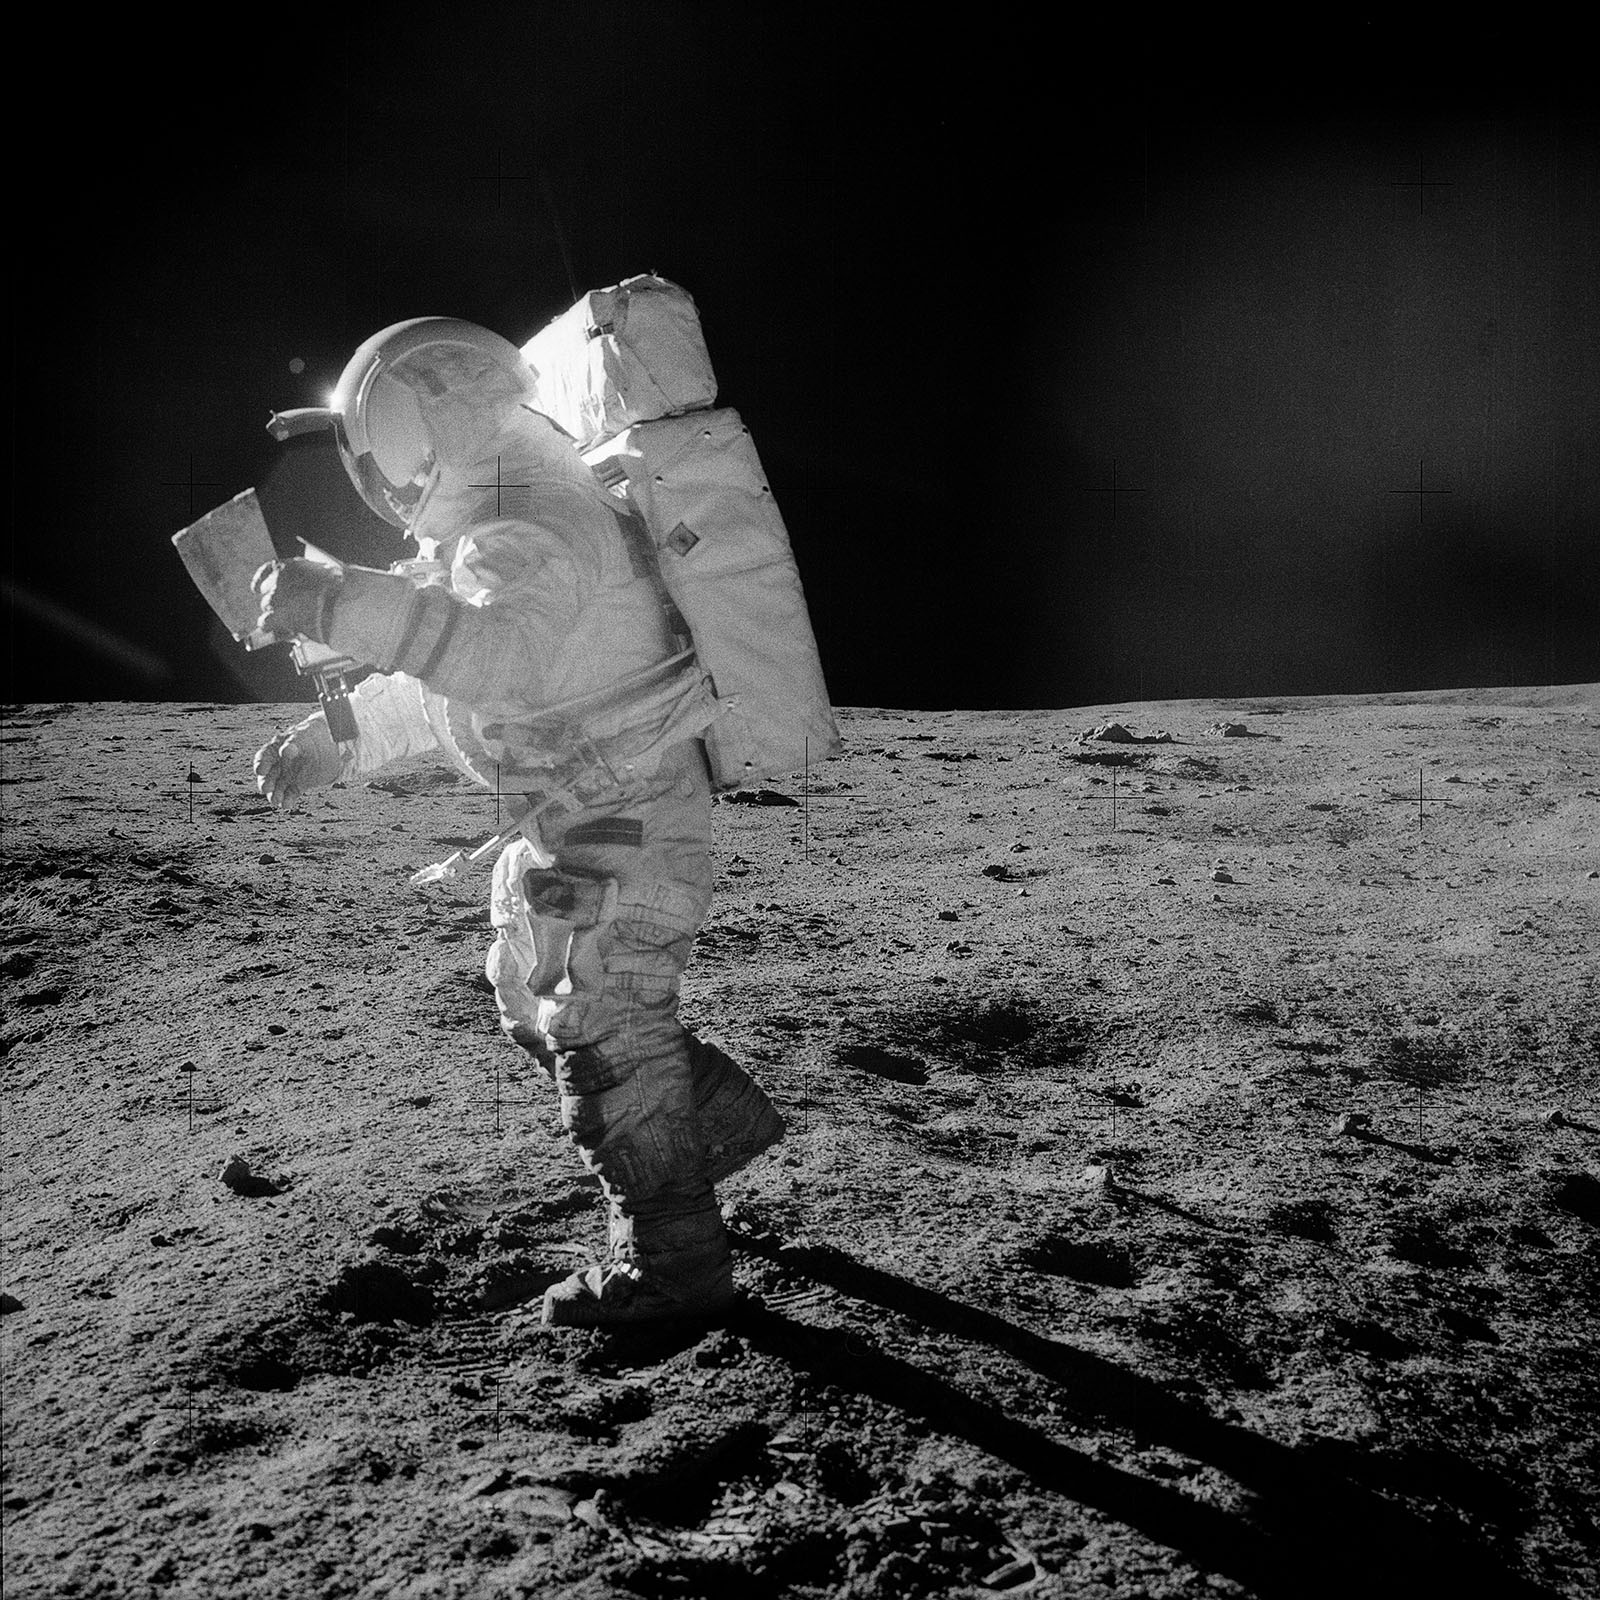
{"left": 1387, "top": 459, "right": 1453, "bottom": 527}
{"left": 469, "top": 1377, "right": 537, "bottom": 1439}
{"left": 1094, "top": 768, "right": 1123, "bottom": 831}
{"left": 1384, "top": 157, "right": 1456, "bottom": 216}
{"left": 1075, "top": 459, "right": 1150, "bottom": 525}
{"left": 467, "top": 457, "right": 533, "bottom": 517}
{"left": 162, "top": 456, "right": 223, "bottom": 520}
{"left": 479, "top": 1060, "right": 538, "bottom": 1139}
{"left": 467, "top": 146, "right": 537, "bottom": 211}
{"left": 1414, "top": 767, "right": 1443, "bottom": 838}
{"left": 179, "top": 1062, "right": 198, "bottom": 1133}
{"left": 1084, "top": 1084, "right": 1143, "bottom": 1148}
{"left": 800, "top": 736, "right": 861, "bottom": 863}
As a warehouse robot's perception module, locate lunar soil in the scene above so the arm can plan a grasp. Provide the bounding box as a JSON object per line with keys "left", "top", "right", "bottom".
{"left": 2, "top": 690, "right": 1597, "bottom": 1599}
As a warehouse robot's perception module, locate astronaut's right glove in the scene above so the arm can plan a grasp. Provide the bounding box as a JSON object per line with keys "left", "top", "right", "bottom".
{"left": 251, "top": 559, "right": 344, "bottom": 644}
{"left": 253, "top": 714, "right": 345, "bottom": 810}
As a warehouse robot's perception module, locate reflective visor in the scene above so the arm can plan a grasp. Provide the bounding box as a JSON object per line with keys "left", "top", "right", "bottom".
{"left": 332, "top": 413, "right": 426, "bottom": 528}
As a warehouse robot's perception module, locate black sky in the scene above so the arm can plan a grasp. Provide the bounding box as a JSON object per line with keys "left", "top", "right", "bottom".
{"left": 6, "top": 8, "right": 1597, "bottom": 711}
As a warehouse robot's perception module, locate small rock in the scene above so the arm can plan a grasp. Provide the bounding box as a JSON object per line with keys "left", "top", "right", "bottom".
{"left": 1587, "top": 869, "right": 1599, "bottom": 880}
{"left": 693, "top": 1331, "right": 747, "bottom": 1369}
{"left": 220, "top": 1156, "right": 282, "bottom": 1198}
{"left": 1078, "top": 1164, "right": 1114, "bottom": 1190}
{"left": 509, "top": 1484, "right": 581, "bottom": 1522}
{"left": 1331, "top": 1112, "right": 1372, "bottom": 1136}
{"left": 1543, "top": 1110, "right": 1567, "bottom": 1128}
{"left": 937, "top": 910, "right": 960, "bottom": 922}
{"left": 571, "top": 1496, "right": 610, "bottom": 1533}
{"left": 462, "top": 1468, "right": 516, "bottom": 1499}
{"left": 1207, "top": 722, "right": 1250, "bottom": 737}
{"left": 1084, "top": 721, "right": 1135, "bottom": 743}
{"left": 0, "top": 1293, "right": 23, "bottom": 1314}
{"left": 983, "top": 1556, "right": 1038, "bottom": 1590}
{"left": 1210, "top": 867, "right": 1235, "bottom": 883}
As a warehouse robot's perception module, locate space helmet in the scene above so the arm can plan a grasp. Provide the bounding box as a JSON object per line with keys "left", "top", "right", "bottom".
{"left": 268, "top": 318, "right": 538, "bottom": 528}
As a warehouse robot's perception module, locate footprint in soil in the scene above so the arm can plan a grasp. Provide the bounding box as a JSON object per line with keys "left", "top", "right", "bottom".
{"left": 470, "top": 1255, "right": 576, "bottom": 1312}
{"left": 323, "top": 1258, "right": 437, "bottom": 1325}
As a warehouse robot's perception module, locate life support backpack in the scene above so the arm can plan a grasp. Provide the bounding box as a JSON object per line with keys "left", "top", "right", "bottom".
{"left": 519, "top": 275, "right": 841, "bottom": 790}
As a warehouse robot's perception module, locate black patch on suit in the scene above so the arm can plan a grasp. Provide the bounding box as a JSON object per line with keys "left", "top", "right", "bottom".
{"left": 564, "top": 818, "right": 645, "bottom": 850}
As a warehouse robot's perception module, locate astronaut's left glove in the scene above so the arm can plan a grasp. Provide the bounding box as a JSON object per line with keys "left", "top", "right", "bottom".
{"left": 251, "top": 558, "right": 343, "bottom": 644}
{"left": 253, "top": 713, "right": 346, "bottom": 809}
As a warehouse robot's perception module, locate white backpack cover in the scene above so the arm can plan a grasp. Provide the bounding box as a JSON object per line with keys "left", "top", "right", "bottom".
{"left": 585, "top": 407, "right": 841, "bottom": 789}
{"left": 519, "top": 275, "right": 717, "bottom": 453}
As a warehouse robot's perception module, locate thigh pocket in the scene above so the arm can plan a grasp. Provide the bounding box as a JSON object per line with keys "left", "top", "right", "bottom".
{"left": 602, "top": 880, "right": 705, "bottom": 993}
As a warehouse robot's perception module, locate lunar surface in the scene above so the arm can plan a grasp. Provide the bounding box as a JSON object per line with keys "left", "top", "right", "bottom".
{"left": 2, "top": 689, "right": 1597, "bottom": 1600}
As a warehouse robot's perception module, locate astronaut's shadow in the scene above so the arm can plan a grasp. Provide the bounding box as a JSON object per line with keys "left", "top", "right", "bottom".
{"left": 726, "top": 1234, "right": 1553, "bottom": 1600}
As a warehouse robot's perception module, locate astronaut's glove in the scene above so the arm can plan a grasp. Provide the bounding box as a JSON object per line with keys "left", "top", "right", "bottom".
{"left": 253, "top": 715, "right": 345, "bottom": 810}
{"left": 251, "top": 558, "right": 343, "bottom": 644}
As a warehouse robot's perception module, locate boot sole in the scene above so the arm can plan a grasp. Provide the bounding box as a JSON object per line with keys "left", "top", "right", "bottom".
{"left": 540, "top": 1288, "right": 739, "bottom": 1328}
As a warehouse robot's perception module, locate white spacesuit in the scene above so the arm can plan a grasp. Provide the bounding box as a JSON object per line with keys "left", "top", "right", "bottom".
{"left": 252, "top": 319, "right": 784, "bottom": 1325}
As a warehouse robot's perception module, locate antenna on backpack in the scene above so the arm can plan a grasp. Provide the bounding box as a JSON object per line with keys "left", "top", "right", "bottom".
{"left": 537, "top": 167, "right": 581, "bottom": 305}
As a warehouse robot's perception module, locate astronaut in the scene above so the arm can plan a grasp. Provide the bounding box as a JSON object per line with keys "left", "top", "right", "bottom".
{"left": 251, "top": 318, "right": 784, "bottom": 1326}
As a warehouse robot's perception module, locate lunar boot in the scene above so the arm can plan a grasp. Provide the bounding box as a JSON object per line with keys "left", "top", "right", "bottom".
{"left": 539, "top": 1038, "right": 738, "bottom": 1328}
{"left": 541, "top": 1185, "right": 735, "bottom": 1327}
